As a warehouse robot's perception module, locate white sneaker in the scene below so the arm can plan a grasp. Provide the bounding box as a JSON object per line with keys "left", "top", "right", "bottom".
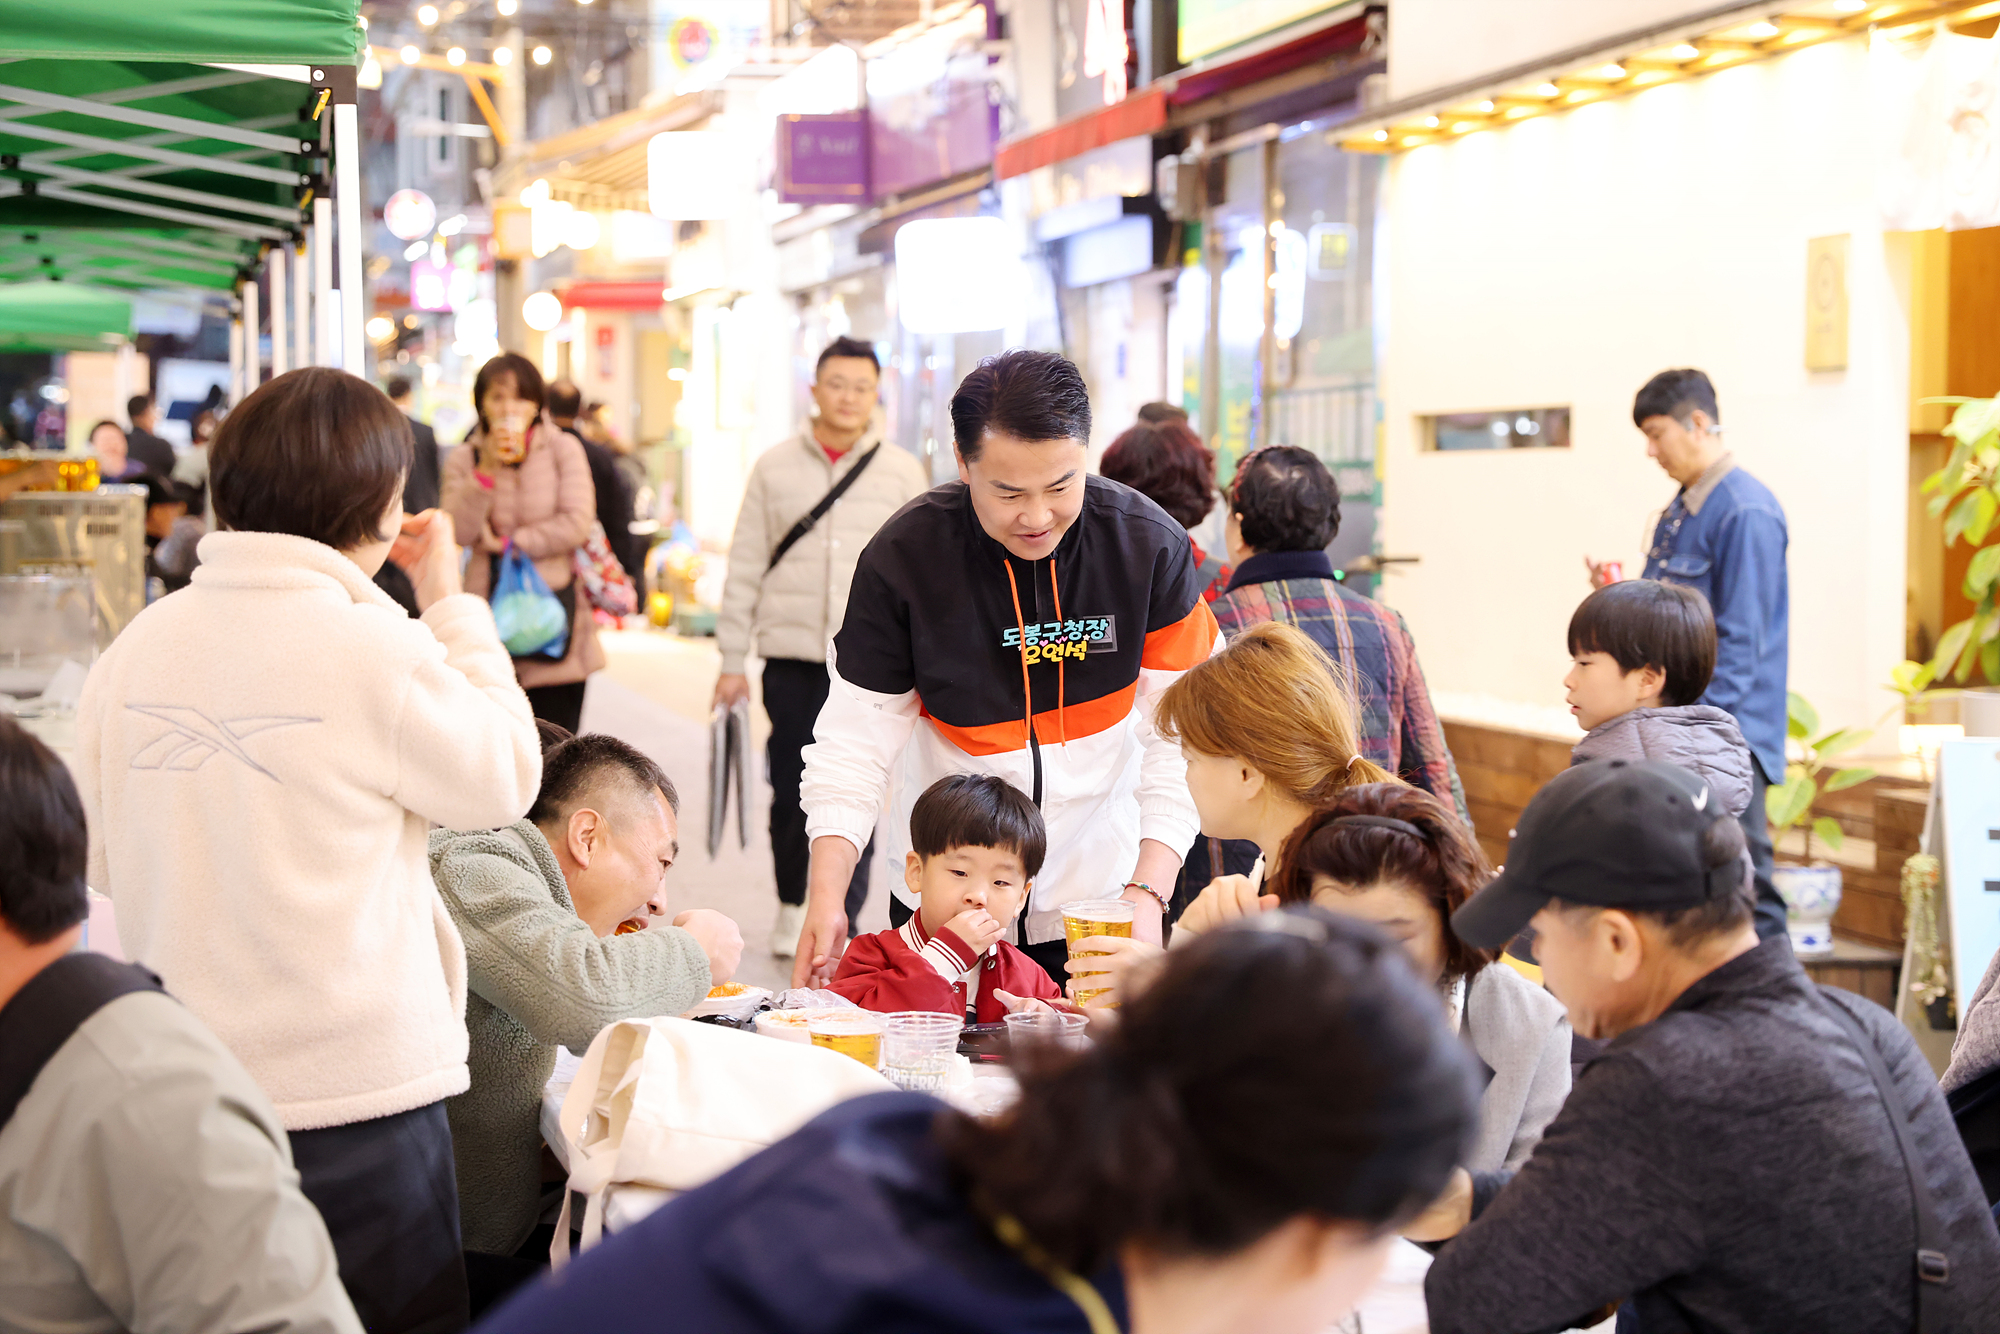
{"left": 770, "top": 902, "right": 805, "bottom": 958}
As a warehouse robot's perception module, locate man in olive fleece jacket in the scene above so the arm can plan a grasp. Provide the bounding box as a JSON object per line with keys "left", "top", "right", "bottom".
{"left": 429, "top": 818, "right": 721, "bottom": 1258}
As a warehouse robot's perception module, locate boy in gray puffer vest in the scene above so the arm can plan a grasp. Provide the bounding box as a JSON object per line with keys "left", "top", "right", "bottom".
{"left": 1562, "top": 580, "right": 1754, "bottom": 817}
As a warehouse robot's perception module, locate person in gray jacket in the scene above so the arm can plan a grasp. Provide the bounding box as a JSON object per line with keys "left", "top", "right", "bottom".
{"left": 1565, "top": 578, "right": 1752, "bottom": 798}
{"left": 430, "top": 727, "right": 743, "bottom": 1312}
{"left": 0, "top": 715, "right": 360, "bottom": 1334}
{"left": 1267, "top": 783, "right": 1570, "bottom": 1173}
{"left": 1413, "top": 760, "right": 2000, "bottom": 1334}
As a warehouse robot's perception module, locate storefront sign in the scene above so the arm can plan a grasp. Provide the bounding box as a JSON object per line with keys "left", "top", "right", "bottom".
{"left": 867, "top": 3, "right": 996, "bottom": 198}
{"left": 595, "top": 322, "right": 616, "bottom": 382}
{"left": 1805, "top": 234, "right": 1848, "bottom": 373}
{"left": 778, "top": 113, "right": 870, "bottom": 205}
{"left": 1178, "top": 0, "right": 1339, "bottom": 63}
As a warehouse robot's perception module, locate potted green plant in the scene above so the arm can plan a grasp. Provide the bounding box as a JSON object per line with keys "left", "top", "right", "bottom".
{"left": 1766, "top": 691, "right": 1876, "bottom": 955}
{"left": 1899, "top": 393, "right": 2000, "bottom": 731}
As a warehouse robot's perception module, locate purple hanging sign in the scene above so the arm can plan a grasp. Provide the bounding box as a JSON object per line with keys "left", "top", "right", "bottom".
{"left": 778, "top": 113, "right": 872, "bottom": 206}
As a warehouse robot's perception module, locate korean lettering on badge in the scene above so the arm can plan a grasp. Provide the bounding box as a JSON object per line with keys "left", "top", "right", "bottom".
{"left": 1001, "top": 616, "right": 1116, "bottom": 666}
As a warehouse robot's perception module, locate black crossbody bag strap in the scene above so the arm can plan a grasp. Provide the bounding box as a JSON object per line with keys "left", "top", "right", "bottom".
{"left": 766, "top": 444, "right": 881, "bottom": 573}
{"left": 0, "top": 953, "right": 165, "bottom": 1127}
{"left": 1818, "top": 987, "right": 1951, "bottom": 1334}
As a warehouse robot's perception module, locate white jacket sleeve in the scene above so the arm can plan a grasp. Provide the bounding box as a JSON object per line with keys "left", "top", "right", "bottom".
{"left": 390, "top": 593, "right": 542, "bottom": 831}
{"left": 1130, "top": 628, "right": 1224, "bottom": 854}
{"left": 799, "top": 644, "right": 919, "bottom": 857}
{"left": 714, "top": 457, "right": 770, "bottom": 676}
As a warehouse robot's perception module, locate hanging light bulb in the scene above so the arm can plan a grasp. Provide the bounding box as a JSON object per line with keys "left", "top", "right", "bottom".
{"left": 446, "top": 47, "right": 466, "bottom": 66}
{"left": 497, "top": 0, "right": 519, "bottom": 12}
{"left": 493, "top": 45, "right": 513, "bottom": 65}
{"left": 532, "top": 45, "right": 553, "bottom": 65}
{"left": 401, "top": 44, "right": 421, "bottom": 64}
{"left": 417, "top": 4, "right": 439, "bottom": 26}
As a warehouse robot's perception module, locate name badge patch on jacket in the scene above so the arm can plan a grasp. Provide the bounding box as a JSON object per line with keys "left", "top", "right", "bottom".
{"left": 1001, "top": 616, "right": 1116, "bottom": 665}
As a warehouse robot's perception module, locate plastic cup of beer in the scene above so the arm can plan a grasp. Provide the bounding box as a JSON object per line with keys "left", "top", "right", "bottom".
{"left": 1062, "top": 898, "right": 1136, "bottom": 1006}
{"left": 1004, "top": 1009, "right": 1088, "bottom": 1053}
{"left": 807, "top": 1011, "right": 882, "bottom": 1069}
{"left": 879, "top": 1012, "right": 962, "bottom": 1091}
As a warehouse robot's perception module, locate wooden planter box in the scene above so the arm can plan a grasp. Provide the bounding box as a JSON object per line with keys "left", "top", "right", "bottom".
{"left": 1441, "top": 715, "right": 1924, "bottom": 1008}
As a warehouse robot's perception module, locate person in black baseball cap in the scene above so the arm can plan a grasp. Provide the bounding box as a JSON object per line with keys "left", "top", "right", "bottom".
{"left": 1403, "top": 757, "right": 2000, "bottom": 1334}
{"left": 1450, "top": 757, "right": 1746, "bottom": 962}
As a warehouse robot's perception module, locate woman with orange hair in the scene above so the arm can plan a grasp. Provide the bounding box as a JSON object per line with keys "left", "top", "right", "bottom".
{"left": 1061, "top": 621, "right": 1393, "bottom": 996}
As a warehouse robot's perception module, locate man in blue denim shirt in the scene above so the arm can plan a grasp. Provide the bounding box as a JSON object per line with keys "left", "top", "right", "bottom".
{"left": 1635, "top": 368, "right": 1790, "bottom": 943}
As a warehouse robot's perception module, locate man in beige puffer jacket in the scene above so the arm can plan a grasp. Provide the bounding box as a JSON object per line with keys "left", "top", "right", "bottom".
{"left": 714, "top": 337, "right": 931, "bottom": 957}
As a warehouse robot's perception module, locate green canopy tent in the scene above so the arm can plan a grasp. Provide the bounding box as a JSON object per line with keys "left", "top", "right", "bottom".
{"left": 0, "top": 280, "right": 133, "bottom": 342}
{"left": 0, "top": 2, "right": 366, "bottom": 385}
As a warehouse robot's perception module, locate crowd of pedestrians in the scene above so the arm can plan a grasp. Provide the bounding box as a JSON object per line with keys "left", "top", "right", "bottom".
{"left": 4, "top": 345, "right": 1999, "bottom": 1334}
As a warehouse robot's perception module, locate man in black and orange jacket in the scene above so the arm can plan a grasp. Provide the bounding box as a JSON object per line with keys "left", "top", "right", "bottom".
{"left": 791, "top": 350, "right": 1221, "bottom": 986}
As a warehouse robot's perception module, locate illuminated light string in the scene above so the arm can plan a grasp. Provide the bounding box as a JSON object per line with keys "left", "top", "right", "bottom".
{"left": 1340, "top": 0, "right": 2000, "bottom": 154}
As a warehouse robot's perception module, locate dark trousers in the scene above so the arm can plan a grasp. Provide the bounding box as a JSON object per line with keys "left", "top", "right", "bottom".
{"left": 1742, "top": 756, "right": 1791, "bottom": 947}
{"left": 290, "top": 1101, "right": 470, "bottom": 1334}
{"left": 762, "top": 657, "right": 871, "bottom": 922}
{"left": 525, "top": 681, "right": 587, "bottom": 735}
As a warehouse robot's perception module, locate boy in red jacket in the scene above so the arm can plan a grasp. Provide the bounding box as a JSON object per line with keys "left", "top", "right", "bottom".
{"left": 830, "top": 774, "right": 1062, "bottom": 1021}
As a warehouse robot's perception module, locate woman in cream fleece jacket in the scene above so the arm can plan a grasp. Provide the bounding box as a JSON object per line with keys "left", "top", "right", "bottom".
{"left": 75, "top": 368, "right": 542, "bottom": 1334}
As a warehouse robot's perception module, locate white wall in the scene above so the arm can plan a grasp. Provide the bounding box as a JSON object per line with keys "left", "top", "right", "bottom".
{"left": 1377, "top": 36, "right": 1909, "bottom": 744}
{"left": 1387, "top": 0, "right": 1717, "bottom": 100}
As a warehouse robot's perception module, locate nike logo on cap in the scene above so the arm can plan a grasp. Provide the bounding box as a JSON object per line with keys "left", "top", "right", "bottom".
{"left": 1692, "top": 786, "right": 1710, "bottom": 812}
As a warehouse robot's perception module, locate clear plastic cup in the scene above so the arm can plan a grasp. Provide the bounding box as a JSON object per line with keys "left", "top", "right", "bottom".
{"left": 1003, "top": 1009, "right": 1088, "bottom": 1053}
{"left": 879, "top": 1012, "right": 963, "bottom": 1091}
{"left": 1061, "top": 899, "right": 1135, "bottom": 1005}
{"left": 807, "top": 1011, "right": 882, "bottom": 1068}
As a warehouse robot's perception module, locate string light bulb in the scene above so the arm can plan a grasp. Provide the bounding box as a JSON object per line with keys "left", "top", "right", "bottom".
{"left": 417, "top": 4, "right": 439, "bottom": 26}
{"left": 497, "top": 0, "right": 518, "bottom": 12}
{"left": 400, "top": 44, "right": 420, "bottom": 64}
{"left": 493, "top": 44, "right": 512, "bottom": 65}
{"left": 532, "top": 45, "right": 553, "bottom": 64}
{"left": 446, "top": 46, "right": 466, "bottom": 66}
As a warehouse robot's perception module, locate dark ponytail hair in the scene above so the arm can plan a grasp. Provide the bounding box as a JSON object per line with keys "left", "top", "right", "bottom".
{"left": 942, "top": 907, "right": 1479, "bottom": 1274}
{"left": 1270, "top": 783, "right": 1497, "bottom": 986}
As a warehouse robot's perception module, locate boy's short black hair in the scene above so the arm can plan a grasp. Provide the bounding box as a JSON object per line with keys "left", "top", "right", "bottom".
{"left": 126, "top": 394, "right": 152, "bottom": 421}
{"left": 1567, "top": 579, "right": 1716, "bottom": 707}
{"left": 1632, "top": 368, "right": 1719, "bottom": 429}
{"left": 385, "top": 376, "right": 414, "bottom": 401}
{"left": 1229, "top": 445, "right": 1340, "bottom": 553}
{"left": 910, "top": 773, "right": 1046, "bottom": 879}
{"left": 0, "top": 715, "right": 90, "bottom": 945}
{"left": 816, "top": 335, "right": 880, "bottom": 377}
{"left": 950, "top": 350, "right": 1091, "bottom": 462}
{"left": 209, "top": 367, "right": 412, "bottom": 552}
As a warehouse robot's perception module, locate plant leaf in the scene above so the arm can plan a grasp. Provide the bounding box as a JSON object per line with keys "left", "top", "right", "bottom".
{"left": 1969, "top": 490, "right": 1999, "bottom": 546}
{"left": 1768, "top": 775, "right": 1815, "bottom": 831}
{"left": 1936, "top": 618, "right": 1975, "bottom": 681}
{"left": 1948, "top": 491, "right": 1983, "bottom": 548}
{"left": 1813, "top": 816, "right": 1846, "bottom": 853}
{"left": 1786, "top": 691, "right": 1819, "bottom": 740}
{"left": 1967, "top": 545, "right": 2000, "bottom": 599}
{"left": 1960, "top": 618, "right": 1987, "bottom": 680}
{"left": 1823, "top": 766, "right": 1876, "bottom": 792}
{"left": 1985, "top": 638, "right": 2000, "bottom": 687}
{"left": 1815, "top": 727, "right": 1873, "bottom": 758}
{"left": 1947, "top": 397, "right": 2000, "bottom": 448}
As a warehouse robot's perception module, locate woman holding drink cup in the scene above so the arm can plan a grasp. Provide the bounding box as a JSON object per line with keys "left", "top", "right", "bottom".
{"left": 441, "top": 352, "right": 601, "bottom": 733}
{"left": 1062, "top": 621, "right": 1393, "bottom": 1003}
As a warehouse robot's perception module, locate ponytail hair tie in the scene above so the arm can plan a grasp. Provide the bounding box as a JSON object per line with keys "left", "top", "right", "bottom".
{"left": 1330, "top": 814, "right": 1429, "bottom": 841}
{"left": 1346, "top": 753, "right": 1364, "bottom": 771}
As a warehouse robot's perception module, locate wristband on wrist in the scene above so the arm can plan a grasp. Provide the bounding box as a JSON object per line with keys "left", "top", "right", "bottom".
{"left": 1124, "top": 881, "right": 1169, "bottom": 913}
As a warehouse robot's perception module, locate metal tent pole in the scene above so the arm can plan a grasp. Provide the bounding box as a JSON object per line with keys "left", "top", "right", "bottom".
{"left": 332, "top": 101, "right": 364, "bottom": 376}
{"left": 243, "top": 276, "right": 260, "bottom": 391}
{"left": 313, "top": 198, "right": 333, "bottom": 366}
{"left": 292, "top": 241, "right": 311, "bottom": 371}
{"left": 228, "top": 302, "right": 243, "bottom": 403}
{"left": 268, "top": 244, "right": 288, "bottom": 378}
